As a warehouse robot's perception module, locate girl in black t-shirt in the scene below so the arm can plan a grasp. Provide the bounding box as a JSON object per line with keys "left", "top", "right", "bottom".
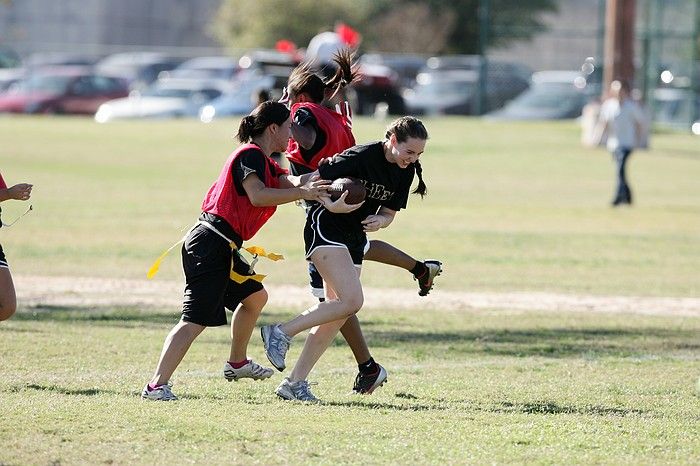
{"left": 261, "top": 116, "right": 430, "bottom": 401}
{"left": 284, "top": 51, "right": 442, "bottom": 396}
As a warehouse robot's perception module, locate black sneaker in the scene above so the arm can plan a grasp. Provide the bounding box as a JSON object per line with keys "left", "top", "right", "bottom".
{"left": 352, "top": 364, "right": 388, "bottom": 394}
{"left": 415, "top": 260, "right": 443, "bottom": 296}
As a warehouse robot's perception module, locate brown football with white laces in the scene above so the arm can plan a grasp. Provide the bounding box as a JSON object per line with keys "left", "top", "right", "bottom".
{"left": 328, "top": 177, "right": 366, "bottom": 204}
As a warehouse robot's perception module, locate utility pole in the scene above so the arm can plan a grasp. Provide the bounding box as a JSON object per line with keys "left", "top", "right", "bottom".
{"left": 603, "top": 0, "right": 637, "bottom": 92}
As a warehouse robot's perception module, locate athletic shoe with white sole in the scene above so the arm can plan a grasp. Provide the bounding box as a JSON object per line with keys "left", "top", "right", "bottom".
{"left": 141, "top": 382, "right": 177, "bottom": 401}
{"left": 352, "top": 364, "right": 388, "bottom": 394}
{"left": 415, "top": 260, "right": 443, "bottom": 296}
{"left": 261, "top": 324, "right": 291, "bottom": 371}
{"left": 223, "top": 360, "right": 274, "bottom": 382}
{"left": 275, "top": 378, "right": 320, "bottom": 403}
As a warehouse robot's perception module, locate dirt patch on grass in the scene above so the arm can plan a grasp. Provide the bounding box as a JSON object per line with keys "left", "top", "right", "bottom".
{"left": 14, "top": 275, "right": 700, "bottom": 316}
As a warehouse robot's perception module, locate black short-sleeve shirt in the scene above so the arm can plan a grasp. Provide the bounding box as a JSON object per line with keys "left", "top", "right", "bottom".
{"left": 317, "top": 141, "right": 415, "bottom": 232}
{"left": 231, "top": 148, "right": 283, "bottom": 196}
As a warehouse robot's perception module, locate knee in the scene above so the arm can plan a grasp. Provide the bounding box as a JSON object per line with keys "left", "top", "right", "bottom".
{"left": 0, "top": 301, "right": 17, "bottom": 321}
{"left": 243, "top": 288, "right": 268, "bottom": 314}
{"left": 340, "top": 293, "right": 363, "bottom": 317}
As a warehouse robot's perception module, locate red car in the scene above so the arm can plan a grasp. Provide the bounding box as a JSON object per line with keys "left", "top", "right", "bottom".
{"left": 0, "top": 66, "right": 129, "bottom": 114}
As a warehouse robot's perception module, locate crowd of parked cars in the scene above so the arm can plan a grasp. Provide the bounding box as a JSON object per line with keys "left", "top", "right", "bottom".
{"left": 0, "top": 47, "right": 696, "bottom": 133}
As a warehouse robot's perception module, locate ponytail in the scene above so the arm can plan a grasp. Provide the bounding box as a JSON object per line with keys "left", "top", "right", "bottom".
{"left": 236, "top": 101, "right": 290, "bottom": 142}
{"left": 287, "top": 48, "right": 360, "bottom": 104}
{"left": 323, "top": 49, "right": 360, "bottom": 101}
{"left": 412, "top": 160, "right": 427, "bottom": 198}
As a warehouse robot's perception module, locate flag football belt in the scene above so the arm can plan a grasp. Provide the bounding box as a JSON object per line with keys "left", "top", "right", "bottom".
{"left": 147, "top": 221, "right": 284, "bottom": 283}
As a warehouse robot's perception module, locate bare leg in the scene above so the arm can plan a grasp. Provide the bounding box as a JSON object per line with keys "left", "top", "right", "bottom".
{"left": 280, "top": 247, "right": 363, "bottom": 337}
{"left": 0, "top": 267, "right": 17, "bottom": 321}
{"left": 339, "top": 316, "right": 371, "bottom": 363}
{"left": 229, "top": 288, "right": 268, "bottom": 362}
{"left": 364, "top": 239, "right": 417, "bottom": 271}
{"left": 289, "top": 277, "right": 361, "bottom": 383}
{"left": 149, "top": 320, "right": 205, "bottom": 386}
{"left": 340, "top": 239, "right": 415, "bottom": 363}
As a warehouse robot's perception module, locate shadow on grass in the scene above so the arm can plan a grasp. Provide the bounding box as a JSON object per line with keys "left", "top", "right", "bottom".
{"left": 18, "top": 383, "right": 120, "bottom": 397}
{"left": 321, "top": 399, "right": 444, "bottom": 411}
{"left": 489, "top": 400, "right": 647, "bottom": 417}
{"left": 12, "top": 306, "right": 699, "bottom": 359}
{"left": 361, "top": 328, "right": 700, "bottom": 358}
{"left": 14, "top": 305, "right": 298, "bottom": 326}
{"left": 14, "top": 305, "right": 180, "bottom": 326}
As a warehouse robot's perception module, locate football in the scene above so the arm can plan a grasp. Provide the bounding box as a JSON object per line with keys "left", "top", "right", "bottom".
{"left": 328, "top": 177, "right": 366, "bottom": 204}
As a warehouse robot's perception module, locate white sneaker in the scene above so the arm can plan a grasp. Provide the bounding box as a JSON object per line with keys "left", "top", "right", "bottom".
{"left": 223, "top": 360, "right": 274, "bottom": 382}
{"left": 261, "top": 324, "right": 291, "bottom": 371}
{"left": 275, "top": 377, "right": 320, "bottom": 403}
{"left": 141, "top": 382, "right": 177, "bottom": 401}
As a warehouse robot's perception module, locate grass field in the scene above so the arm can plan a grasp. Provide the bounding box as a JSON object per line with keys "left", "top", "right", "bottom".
{"left": 1, "top": 116, "right": 699, "bottom": 464}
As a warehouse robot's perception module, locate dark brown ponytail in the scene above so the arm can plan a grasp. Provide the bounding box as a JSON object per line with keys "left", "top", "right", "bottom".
{"left": 412, "top": 160, "right": 427, "bottom": 198}
{"left": 323, "top": 49, "right": 360, "bottom": 100}
{"left": 236, "top": 101, "right": 290, "bottom": 142}
{"left": 287, "top": 48, "right": 360, "bottom": 104}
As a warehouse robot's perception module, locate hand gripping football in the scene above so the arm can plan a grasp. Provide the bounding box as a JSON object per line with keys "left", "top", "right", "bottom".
{"left": 328, "top": 177, "right": 366, "bottom": 204}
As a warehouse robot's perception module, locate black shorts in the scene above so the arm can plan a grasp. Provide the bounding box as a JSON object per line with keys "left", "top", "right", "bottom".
{"left": 304, "top": 203, "right": 369, "bottom": 266}
{"left": 0, "top": 243, "right": 7, "bottom": 268}
{"left": 181, "top": 223, "right": 263, "bottom": 327}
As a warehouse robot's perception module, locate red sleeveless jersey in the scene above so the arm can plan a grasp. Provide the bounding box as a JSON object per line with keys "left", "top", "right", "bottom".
{"left": 201, "top": 143, "right": 286, "bottom": 241}
{"left": 286, "top": 102, "right": 355, "bottom": 171}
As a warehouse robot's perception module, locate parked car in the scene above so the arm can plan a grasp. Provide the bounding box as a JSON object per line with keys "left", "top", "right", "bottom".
{"left": 24, "top": 52, "right": 98, "bottom": 69}
{"left": 486, "top": 71, "right": 597, "bottom": 120}
{"left": 199, "top": 75, "right": 275, "bottom": 123}
{"left": 350, "top": 62, "right": 406, "bottom": 115}
{"left": 360, "top": 53, "right": 427, "bottom": 88}
{"left": 0, "top": 66, "right": 129, "bottom": 114}
{"left": 95, "top": 78, "right": 227, "bottom": 122}
{"left": 403, "top": 66, "right": 528, "bottom": 116}
{"left": 0, "top": 68, "right": 25, "bottom": 92}
{"left": 235, "top": 49, "right": 300, "bottom": 100}
{"left": 422, "top": 54, "right": 533, "bottom": 84}
{"left": 94, "top": 52, "right": 184, "bottom": 90}
{"left": 159, "top": 56, "right": 239, "bottom": 81}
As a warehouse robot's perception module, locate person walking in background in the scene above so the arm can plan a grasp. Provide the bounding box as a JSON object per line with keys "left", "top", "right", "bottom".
{"left": 0, "top": 172, "right": 32, "bottom": 321}
{"left": 141, "top": 101, "right": 331, "bottom": 401}
{"left": 262, "top": 116, "right": 431, "bottom": 402}
{"left": 283, "top": 50, "right": 442, "bottom": 395}
{"left": 594, "top": 80, "right": 645, "bottom": 206}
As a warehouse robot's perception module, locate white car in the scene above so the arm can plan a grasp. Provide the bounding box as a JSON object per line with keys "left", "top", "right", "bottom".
{"left": 199, "top": 74, "right": 275, "bottom": 123}
{"left": 95, "top": 79, "right": 227, "bottom": 122}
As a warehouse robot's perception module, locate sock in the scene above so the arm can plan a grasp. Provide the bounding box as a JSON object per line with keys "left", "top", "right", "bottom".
{"left": 358, "top": 357, "right": 378, "bottom": 375}
{"left": 410, "top": 261, "right": 427, "bottom": 278}
{"left": 228, "top": 359, "right": 250, "bottom": 369}
{"left": 148, "top": 383, "right": 162, "bottom": 391}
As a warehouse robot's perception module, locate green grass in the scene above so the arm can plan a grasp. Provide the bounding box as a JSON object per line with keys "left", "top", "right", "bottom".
{"left": 1, "top": 116, "right": 699, "bottom": 464}
{"left": 2, "top": 116, "right": 699, "bottom": 295}
{"left": 1, "top": 305, "right": 699, "bottom": 464}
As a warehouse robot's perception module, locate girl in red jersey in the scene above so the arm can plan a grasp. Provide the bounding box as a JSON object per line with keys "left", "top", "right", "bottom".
{"left": 142, "top": 101, "right": 332, "bottom": 401}
{"left": 282, "top": 50, "right": 441, "bottom": 395}
{"left": 0, "top": 171, "right": 33, "bottom": 321}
